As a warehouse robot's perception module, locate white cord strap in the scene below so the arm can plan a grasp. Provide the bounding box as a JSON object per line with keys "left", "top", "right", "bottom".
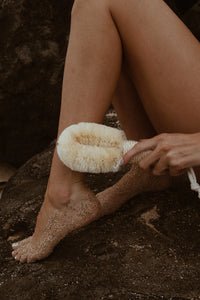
{"left": 187, "top": 168, "right": 200, "bottom": 199}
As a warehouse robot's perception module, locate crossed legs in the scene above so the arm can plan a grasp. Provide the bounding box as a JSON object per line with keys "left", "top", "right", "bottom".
{"left": 98, "top": 63, "right": 170, "bottom": 216}
{"left": 12, "top": 0, "right": 200, "bottom": 262}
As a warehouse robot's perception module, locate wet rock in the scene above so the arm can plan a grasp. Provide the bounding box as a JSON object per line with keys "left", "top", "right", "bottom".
{"left": 0, "top": 0, "right": 74, "bottom": 166}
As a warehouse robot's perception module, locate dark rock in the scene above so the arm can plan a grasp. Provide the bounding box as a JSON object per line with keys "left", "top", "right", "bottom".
{"left": 1, "top": 159, "right": 200, "bottom": 300}
{"left": 0, "top": 113, "right": 200, "bottom": 299}
{"left": 0, "top": 0, "right": 74, "bottom": 166}
{"left": 172, "top": 0, "right": 198, "bottom": 14}
{"left": 182, "top": 0, "right": 200, "bottom": 41}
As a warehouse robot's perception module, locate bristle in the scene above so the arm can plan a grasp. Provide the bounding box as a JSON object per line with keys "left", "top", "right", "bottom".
{"left": 57, "top": 123, "right": 126, "bottom": 173}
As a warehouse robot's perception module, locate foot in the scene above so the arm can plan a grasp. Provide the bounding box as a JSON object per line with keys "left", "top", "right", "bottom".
{"left": 12, "top": 181, "right": 101, "bottom": 263}
{"left": 97, "top": 152, "right": 171, "bottom": 216}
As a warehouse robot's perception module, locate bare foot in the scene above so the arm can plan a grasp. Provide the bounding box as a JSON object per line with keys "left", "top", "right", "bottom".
{"left": 97, "top": 153, "right": 171, "bottom": 216}
{"left": 12, "top": 182, "right": 101, "bottom": 263}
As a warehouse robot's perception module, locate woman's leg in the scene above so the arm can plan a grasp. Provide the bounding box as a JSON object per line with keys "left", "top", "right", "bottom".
{"left": 108, "top": 0, "right": 200, "bottom": 134}
{"left": 13, "top": 0, "right": 200, "bottom": 262}
{"left": 97, "top": 0, "right": 200, "bottom": 215}
{"left": 112, "top": 61, "right": 156, "bottom": 140}
{"left": 98, "top": 63, "right": 170, "bottom": 216}
{"left": 12, "top": 0, "right": 124, "bottom": 263}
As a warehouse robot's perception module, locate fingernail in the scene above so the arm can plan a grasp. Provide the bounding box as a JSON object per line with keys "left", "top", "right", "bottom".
{"left": 15, "top": 257, "right": 17, "bottom": 260}
{"left": 12, "top": 242, "right": 18, "bottom": 247}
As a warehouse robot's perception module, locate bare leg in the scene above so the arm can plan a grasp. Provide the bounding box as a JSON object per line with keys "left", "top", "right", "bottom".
{"left": 108, "top": 0, "right": 200, "bottom": 133}
{"left": 112, "top": 61, "right": 156, "bottom": 140}
{"left": 97, "top": 0, "right": 200, "bottom": 215}
{"left": 98, "top": 63, "right": 170, "bottom": 216}
{"left": 12, "top": 0, "right": 123, "bottom": 263}
{"left": 12, "top": 0, "right": 200, "bottom": 262}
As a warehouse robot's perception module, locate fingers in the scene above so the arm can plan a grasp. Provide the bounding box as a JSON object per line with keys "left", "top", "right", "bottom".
{"left": 139, "top": 148, "right": 163, "bottom": 170}
{"left": 123, "top": 138, "right": 157, "bottom": 165}
{"left": 122, "top": 133, "right": 199, "bottom": 178}
{"left": 152, "top": 156, "right": 187, "bottom": 176}
{"left": 150, "top": 156, "right": 169, "bottom": 176}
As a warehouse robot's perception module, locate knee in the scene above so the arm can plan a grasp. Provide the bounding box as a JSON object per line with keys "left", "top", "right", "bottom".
{"left": 72, "top": 0, "right": 108, "bottom": 16}
{"left": 72, "top": 0, "right": 86, "bottom": 15}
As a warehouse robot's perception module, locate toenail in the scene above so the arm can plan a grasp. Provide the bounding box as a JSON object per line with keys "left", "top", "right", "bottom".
{"left": 12, "top": 242, "right": 19, "bottom": 247}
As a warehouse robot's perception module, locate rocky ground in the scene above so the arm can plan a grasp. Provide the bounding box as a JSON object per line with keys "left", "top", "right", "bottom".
{"left": 0, "top": 111, "right": 200, "bottom": 300}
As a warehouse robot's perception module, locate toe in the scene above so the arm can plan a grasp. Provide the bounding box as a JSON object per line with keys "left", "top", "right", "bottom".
{"left": 12, "top": 249, "right": 18, "bottom": 258}
{"left": 19, "top": 254, "right": 27, "bottom": 263}
{"left": 11, "top": 242, "right": 19, "bottom": 249}
{"left": 14, "top": 253, "right": 21, "bottom": 262}
{"left": 12, "top": 241, "right": 30, "bottom": 262}
{"left": 12, "top": 236, "right": 32, "bottom": 250}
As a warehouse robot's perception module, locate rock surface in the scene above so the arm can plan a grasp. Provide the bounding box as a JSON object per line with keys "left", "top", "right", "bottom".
{"left": 0, "top": 112, "right": 200, "bottom": 299}
{"left": 0, "top": 0, "right": 74, "bottom": 166}
{"left": 0, "top": 162, "right": 16, "bottom": 199}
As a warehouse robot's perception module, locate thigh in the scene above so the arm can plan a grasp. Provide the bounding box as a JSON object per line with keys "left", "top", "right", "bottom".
{"left": 112, "top": 60, "right": 156, "bottom": 139}
{"left": 109, "top": 0, "right": 200, "bottom": 133}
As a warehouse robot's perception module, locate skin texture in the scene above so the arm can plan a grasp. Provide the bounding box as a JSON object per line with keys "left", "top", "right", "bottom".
{"left": 97, "top": 151, "right": 171, "bottom": 217}
{"left": 12, "top": 0, "right": 200, "bottom": 263}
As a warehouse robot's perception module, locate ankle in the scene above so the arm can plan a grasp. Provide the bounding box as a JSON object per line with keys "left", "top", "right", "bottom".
{"left": 45, "top": 174, "right": 86, "bottom": 209}
{"left": 45, "top": 184, "right": 72, "bottom": 208}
